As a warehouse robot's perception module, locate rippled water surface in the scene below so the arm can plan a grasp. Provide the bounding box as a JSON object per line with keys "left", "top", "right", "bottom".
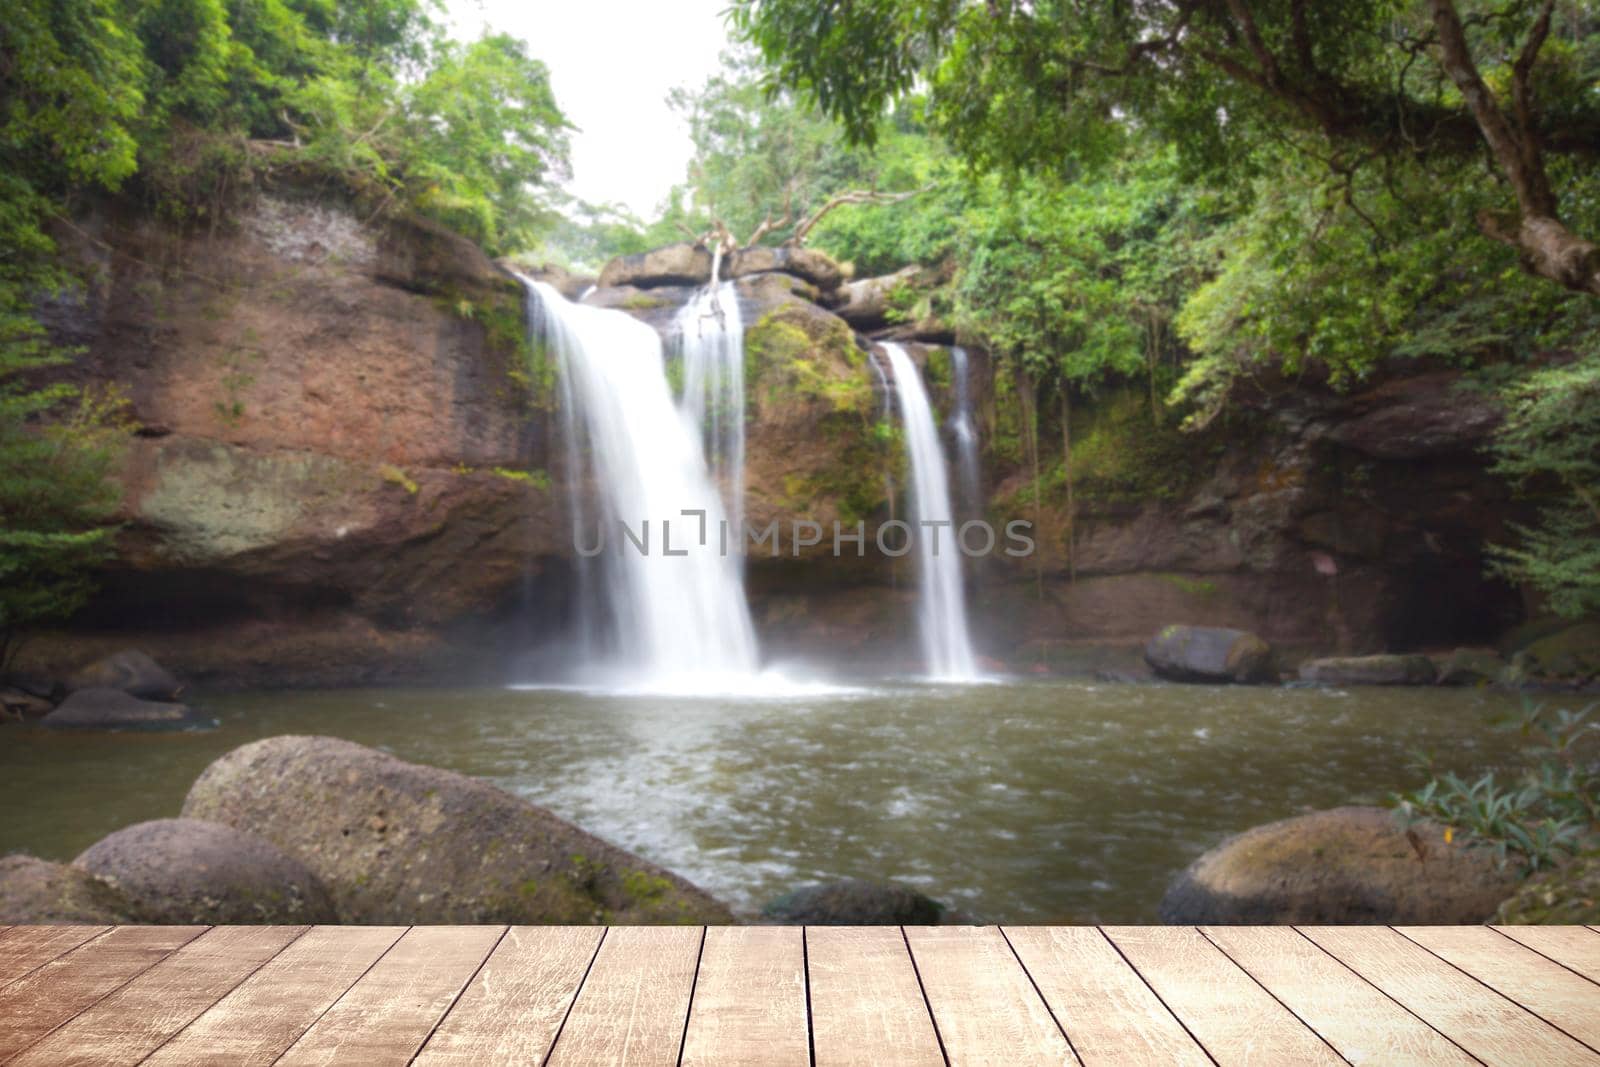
{"left": 0, "top": 679, "right": 1525, "bottom": 922}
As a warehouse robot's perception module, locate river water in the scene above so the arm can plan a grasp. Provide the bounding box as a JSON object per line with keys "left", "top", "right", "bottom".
{"left": 0, "top": 678, "right": 1525, "bottom": 922}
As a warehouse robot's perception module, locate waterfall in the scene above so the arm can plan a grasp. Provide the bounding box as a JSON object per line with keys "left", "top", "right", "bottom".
{"left": 949, "top": 346, "right": 981, "bottom": 521}
{"left": 881, "top": 343, "right": 980, "bottom": 681}
{"left": 520, "top": 277, "right": 759, "bottom": 689}
{"left": 672, "top": 279, "right": 745, "bottom": 535}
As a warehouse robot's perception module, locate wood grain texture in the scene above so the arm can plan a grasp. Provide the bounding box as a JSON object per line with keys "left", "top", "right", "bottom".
{"left": 1493, "top": 925, "right": 1600, "bottom": 983}
{"left": 1201, "top": 925, "right": 1474, "bottom": 1066}
{"left": 904, "top": 925, "right": 1078, "bottom": 1066}
{"left": 1397, "top": 925, "right": 1600, "bottom": 1054}
{"left": 1003, "top": 926, "right": 1209, "bottom": 1066}
{"left": 11, "top": 925, "right": 308, "bottom": 1067}
{"left": 1302, "top": 925, "right": 1599, "bottom": 1066}
{"left": 545, "top": 925, "right": 703, "bottom": 1067}
{"left": 805, "top": 926, "right": 943, "bottom": 1067}
{"left": 413, "top": 926, "right": 604, "bottom": 1067}
{"left": 0, "top": 925, "right": 205, "bottom": 1061}
{"left": 276, "top": 925, "right": 505, "bottom": 1067}
{"left": 680, "top": 926, "right": 808, "bottom": 1067}
{"left": 142, "top": 925, "right": 406, "bottom": 1066}
{"left": 1102, "top": 926, "right": 1342, "bottom": 1067}
{"left": 0, "top": 925, "right": 108, "bottom": 989}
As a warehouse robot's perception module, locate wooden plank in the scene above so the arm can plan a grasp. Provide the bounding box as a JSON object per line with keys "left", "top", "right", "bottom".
{"left": 0, "top": 925, "right": 108, "bottom": 988}
{"left": 1103, "top": 926, "right": 1341, "bottom": 1067}
{"left": 1201, "top": 926, "right": 1474, "bottom": 1066}
{"left": 1302, "top": 925, "right": 1599, "bottom": 1066}
{"left": 1398, "top": 926, "right": 1600, "bottom": 1053}
{"left": 276, "top": 925, "right": 504, "bottom": 1066}
{"left": 680, "top": 926, "right": 808, "bottom": 1067}
{"left": 806, "top": 926, "right": 943, "bottom": 1067}
{"left": 142, "top": 925, "right": 406, "bottom": 1066}
{"left": 10, "top": 925, "right": 308, "bottom": 1067}
{"left": 413, "top": 926, "right": 604, "bottom": 1066}
{"left": 904, "top": 925, "right": 1078, "bottom": 1066}
{"left": 0, "top": 925, "right": 206, "bottom": 1061}
{"left": 544, "top": 925, "right": 702, "bottom": 1067}
{"left": 1004, "top": 926, "right": 1209, "bottom": 1066}
{"left": 1493, "top": 926, "right": 1600, "bottom": 984}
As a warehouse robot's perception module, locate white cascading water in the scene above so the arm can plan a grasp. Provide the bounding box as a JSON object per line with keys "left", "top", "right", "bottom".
{"left": 881, "top": 343, "right": 980, "bottom": 681}
{"left": 949, "top": 346, "right": 981, "bottom": 521}
{"left": 672, "top": 269, "right": 746, "bottom": 534}
{"left": 520, "top": 277, "right": 759, "bottom": 690}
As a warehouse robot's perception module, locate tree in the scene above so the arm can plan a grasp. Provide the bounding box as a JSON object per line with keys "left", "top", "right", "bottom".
{"left": 731, "top": 0, "right": 1600, "bottom": 298}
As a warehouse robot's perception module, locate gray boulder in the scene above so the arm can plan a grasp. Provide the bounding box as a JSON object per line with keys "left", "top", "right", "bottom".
{"left": 66, "top": 649, "right": 182, "bottom": 701}
{"left": 829, "top": 266, "right": 922, "bottom": 331}
{"left": 1435, "top": 648, "right": 1506, "bottom": 687}
{"left": 761, "top": 878, "right": 945, "bottom": 925}
{"left": 182, "top": 735, "right": 731, "bottom": 925}
{"left": 1299, "top": 654, "right": 1437, "bottom": 686}
{"left": 0, "top": 855, "right": 134, "bottom": 924}
{"left": 1160, "top": 805, "right": 1517, "bottom": 925}
{"left": 1144, "top": 625, "right": 1275, "bottom": 684}
{"left": 598, "top": 243, "right": 713, "bottom": 288}
{"left": 74, "top": 818, "right": 336, "bottom": 925}
{"left": 726, "top": 245, "right": 845, "bottom": 292}
{"left": 41, "top": 687, "right": 210, "bottom": 730}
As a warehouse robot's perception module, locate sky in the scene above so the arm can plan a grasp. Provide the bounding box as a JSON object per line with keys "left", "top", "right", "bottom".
{"left": 445, "top": 0, "right": 734, "bottom": 219}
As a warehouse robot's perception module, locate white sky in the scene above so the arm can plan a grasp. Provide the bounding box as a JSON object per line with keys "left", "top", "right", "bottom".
{"left": 445, "top": 0, "right": 733, "bottom": 218}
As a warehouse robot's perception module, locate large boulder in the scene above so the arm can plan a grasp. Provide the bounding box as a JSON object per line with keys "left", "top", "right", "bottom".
{"left": 1511, "top": 621, "right": 1600, "bottom": 686}
{"left": 1160, "top": 806, "right": 1519, "bottom": 925}
{"left": 1144, "top": 625, "right": 1274, "bottom": 684}
{"left": 1299, "top": 654, "right": 1437, "bottom": 686}
{"left": 1495, "top": 851, "right": 1600, "bottom": 924}
{"left": 760, "top": 878, "right": 945, "bottom": 925}
{"left": 827, "top": 265, "right": 922, "bottom": 331}
{"left": 181, "top": 735, "right": 731, "bottom": 925}
{"left": 597, "top": 243, "right": 713, "bottom": 289}
{"left": 41, "top": 687, "right": 211, "bottom": 730}
{"left": 1435, "top": 647, "right": 1506, "bottom": 687}
{"left": 726, "top": 245, "right": 845, "bottom": 292}
{"left": 65, "top": 649, "right": 182, "bottom": 701}
{"left": 74, "top": 818, "right": 336, "bottom": 925}
{"left": 0, "top": 855, "right": 134, "bottom": 924}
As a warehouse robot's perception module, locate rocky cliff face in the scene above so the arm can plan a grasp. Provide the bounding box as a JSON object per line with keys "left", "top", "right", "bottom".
{"left": 29, "top": 204, "right": 1528, "bottom": 684}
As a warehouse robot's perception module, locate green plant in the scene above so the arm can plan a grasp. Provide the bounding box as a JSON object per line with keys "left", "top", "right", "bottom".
{"left": 1394, "top": 701, "right": 1599, "bottom": 874}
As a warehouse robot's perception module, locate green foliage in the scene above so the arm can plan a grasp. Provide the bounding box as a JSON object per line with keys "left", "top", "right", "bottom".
{"left": 1487, "top": 353, "right": 1600, "bottom": 618}
{"left": 1394, "top": 701, "right": 1599, "bottom": 875}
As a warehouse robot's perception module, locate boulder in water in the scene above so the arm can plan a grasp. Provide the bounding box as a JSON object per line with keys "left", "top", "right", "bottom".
{"left": 1511, "top": 622, "right": 1600, "bottom": 685}
{"left": 597, "top": 243, "right": 713, "bottom": 289}
{"left": 66, "top": 649, "right": 183, "bottom": 701}
{"left": 181, "top": 735, "right": 732, "bottom": 925}
{"left": 1299, "top": 654, "right": 1437, "bottom": 686}
{"left": 760, "top": 878, "right": 946, "bottom": 925}
{"left": 1435, "top": 647, "right": 1506, "bottom": 687}
{"left": 1160, "top": 805, "right": 1517, "bottom": 924}
{"left": 74, "top": 818, "right": 336, "bottom": 924}
{"left": 41, "top": 687, "right": 211, "bottom": 730}
{"left": 0, "top": 855, "right": 134, "bottom": 924}
{"left": 1144, "top": 625, "right": 1274, "bottom": 684}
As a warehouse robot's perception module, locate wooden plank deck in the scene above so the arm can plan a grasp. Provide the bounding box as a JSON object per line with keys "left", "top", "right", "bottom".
{"left": 1, "top": 925, "right": 1597, "bottom": 1065}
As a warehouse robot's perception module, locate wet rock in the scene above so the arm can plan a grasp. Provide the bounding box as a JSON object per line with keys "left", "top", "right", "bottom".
{"left": 1144, "top": 625, "right": 1274, "bottom": 684}
{"left": 1299, "top": 654, "right": 1437, "bottom": 686}
{"left": 0, "top": 686, "right": 54, "bottom": 720}
{"left": 66, "top": 649, "right": 182, "bottom": 701}
{"left": 41, "top": 687, "right": 211, "bottom": 731}
{"left": 1512, "top": 622, "right": 1600, "bottom": 685}
{"left": 504, "top": 260, "right": 595, "bottom": 300}
{"left": 760, "top": 878, "right": 945, "bottom": 925}
{"left": 1497, "top": 616, "right": 1574, "bottom": 659}
{"left": 1495, "top": 852, "right": 1600, "bottom": 924}
{"left": 1435, "top": 647, "right": 1506, "bottom": 687}
{"left": 0, "top": 855, "right": 134, "bottom": 924}
{"left": 598, "top": 242, "right": 713, "bottom": 288}
{"left": 1324, "top": 373, "right": 1502, "bottom": 459}
{"left": 74, "top": 818, "right": 336, "bottom": 925}
{"left": 1160, "top": 806, "right": 1518, "bottom": 925}
{"left": 726, "top": 245, "right": 845, "bottom": 292}
{"left": 182, "top": 735, "right": 731, "bottom": 925}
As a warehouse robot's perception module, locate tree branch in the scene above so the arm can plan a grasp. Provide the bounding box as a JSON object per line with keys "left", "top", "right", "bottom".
{"left": 788, "top": 184, "right": 934, "bottom": 246}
